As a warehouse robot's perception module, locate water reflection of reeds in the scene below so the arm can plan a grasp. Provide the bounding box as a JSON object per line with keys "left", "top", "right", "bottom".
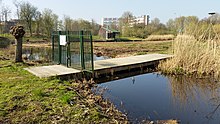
{"left": 168, "top": 75, "right": 220, "bottom": 114}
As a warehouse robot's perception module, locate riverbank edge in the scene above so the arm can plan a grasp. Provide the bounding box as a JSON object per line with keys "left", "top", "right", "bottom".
{"left": 0, "top": 48, "right": 129, "bottom": 123}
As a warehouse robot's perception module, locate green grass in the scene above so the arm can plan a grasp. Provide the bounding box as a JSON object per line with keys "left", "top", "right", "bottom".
{"left": 0, "top": 34, "right": 14, "bottom": 40}
{"left": 0, "top": 58, "right": 115, "bottom": 123}
{"left": 0, "top": 33, "right": 48, "bottom": 42}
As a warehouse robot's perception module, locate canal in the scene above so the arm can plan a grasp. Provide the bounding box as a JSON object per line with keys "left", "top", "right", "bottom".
{"left": 96, "top": 73, "right": 220, "bottom": 123}
{"left": 23, "top": 47, "right": 220, "bottom": 123}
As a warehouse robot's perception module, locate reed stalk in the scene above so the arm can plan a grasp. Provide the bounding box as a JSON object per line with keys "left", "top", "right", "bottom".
{"left": 159, "top": 30, "right": 220, "bottom": 78}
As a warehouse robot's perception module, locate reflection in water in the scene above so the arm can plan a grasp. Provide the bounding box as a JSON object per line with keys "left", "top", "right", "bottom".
{"left": 22, "top": 47, "right": 109, "bottom": 62}
{"left": 97, "top": 73, "right": 220, "bottom": 123}
{"left": 23, "top": 47, "right": 52, "bottom": 61}
{"left": 169, "top": 75, "right": 220, "bottom": 121}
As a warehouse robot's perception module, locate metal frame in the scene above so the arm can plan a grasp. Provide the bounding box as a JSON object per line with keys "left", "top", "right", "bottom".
{"left": 51, "top": 30, "right": 94, "bottom": 73}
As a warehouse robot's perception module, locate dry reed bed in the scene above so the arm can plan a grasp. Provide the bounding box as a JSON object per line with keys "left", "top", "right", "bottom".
{"left": 145, "top": 34, "right": 175, "bottom": 41}
{"left": 159, "top": 35, "right": 220, "bottom": 78}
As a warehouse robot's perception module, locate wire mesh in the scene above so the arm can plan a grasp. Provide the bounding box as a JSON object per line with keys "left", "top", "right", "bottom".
{"left": 51, "top": 30, "right": 94, "bottom": 72}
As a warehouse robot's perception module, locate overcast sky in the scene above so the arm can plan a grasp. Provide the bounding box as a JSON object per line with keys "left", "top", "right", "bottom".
{"left": 1, "top": 0, "right": 220, "bottom": 24}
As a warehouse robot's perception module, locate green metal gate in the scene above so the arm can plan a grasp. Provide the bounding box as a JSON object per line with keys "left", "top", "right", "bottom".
{"left": 51, "top": 30, "right": 94, "bottom": 72}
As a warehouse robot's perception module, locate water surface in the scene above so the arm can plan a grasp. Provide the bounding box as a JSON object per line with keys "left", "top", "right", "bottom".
{"left": 97, "top": 73, "right": 220, "bottom": 123}
{"left": 22, "top": 47, "right": 109, "bottom": 61}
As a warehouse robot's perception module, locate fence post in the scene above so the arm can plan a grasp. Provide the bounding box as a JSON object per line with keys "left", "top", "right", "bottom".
{"left": 67, "top": 30, "right": 71, "bottom": 67}
{"left": 90, "top": 32, "right": 94, "bottom": 72}
{"left": 51, "top": 32, "right": 54, "bottom": 62}
{"left": 80, "top": 30, "right": 85, "bottom": 70}
{"left": 58, "top": 31, "right": 62, "bottom": 64}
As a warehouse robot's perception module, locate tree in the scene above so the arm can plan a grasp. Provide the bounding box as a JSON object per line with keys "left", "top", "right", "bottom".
{"left": 91, "top": 19, "right": 100, "bottom": 35}
{"left": 13, "top": 0, "right": 20, "bottom": 19}
{"left": 166, "top": 19, "right": 177, "bottom": 34}
{"left": 10, "top": 26, "right": 25, "bottom": 62}
{"left": 119, "top": 11, "right": 134, "bottom": 36}
{"left": 63, "top": 15, "right": 72, "bottom": 31}
{"left": 41, "top": 9, "right": 58, "bottom": 37}
{"left": 19, "top": 1, "right": 37, "bottom": 36}
{"left": 1, "top": 5, "right": 11, "bottom": 22}
{"left": 184, "top": 16, "right": 199, "bottom": 34}
{"left": 151, "top": 18, "right": 160, "bottom": 26}
{"left": 34, "top": 11, "right": 42, "bottom": 36}
{"left": 121, "top": 11, "right": 134, "bottom": 24}
{"left": 78, "top": 19, "right": 92, "bottom": 30}
{"left": 145, "top": 18, "right": 168, "bottom": 35}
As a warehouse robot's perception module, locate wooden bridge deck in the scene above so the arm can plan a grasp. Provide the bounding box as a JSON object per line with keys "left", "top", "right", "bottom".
{"left": 24, "top": 65, "right": 81, "bottom": 78}
{"left": 25, "top": 54, "right": 172, "bottom": 78}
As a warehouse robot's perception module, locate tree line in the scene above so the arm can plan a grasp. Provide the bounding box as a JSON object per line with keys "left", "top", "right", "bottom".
{"left": 0, "top": 1, "right": 101, "bottom": 38}
{"left": 1, "top": 1, "right": 220, "bottom": 38}
{"left": 118, "top": 11, "right": 220, "bottom": 38}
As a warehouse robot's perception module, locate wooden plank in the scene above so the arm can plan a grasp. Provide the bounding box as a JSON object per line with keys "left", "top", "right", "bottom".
{"left": 24, "top": 54, "right": 172, "bottom": 78}
{"left": 24, "top": 65, "right": 81, "bottom": 78}
{"left": 94, "top": 54, "right": 172, "bottom": 70}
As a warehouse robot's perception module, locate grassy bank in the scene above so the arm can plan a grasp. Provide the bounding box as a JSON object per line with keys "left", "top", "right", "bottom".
{"left": 0, "top": 48, "right": 128, "bottom": 123}
{"left": 94, "top": 41, "right": 172, "bottom": 58}
{"left": 159, "top": 35, "right": 220, "bottom": 78}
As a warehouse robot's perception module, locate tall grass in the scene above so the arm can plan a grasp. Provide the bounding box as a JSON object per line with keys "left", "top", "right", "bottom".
{"left": 145, "top": 34, "right": 175, "bottom": 41}
{"left": 159, "top": 33, "right": 220, "bottom": 78}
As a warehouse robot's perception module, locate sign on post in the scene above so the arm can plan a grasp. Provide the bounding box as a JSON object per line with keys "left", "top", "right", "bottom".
{"left": 60, "top": 35, "right": 67, "bottom": 46}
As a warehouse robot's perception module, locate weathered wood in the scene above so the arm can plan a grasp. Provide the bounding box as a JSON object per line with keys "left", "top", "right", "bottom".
{"left": 93, "top": 54, "right": 172, "bottom": 77}
{"left": 24, "top": 65, "right": 81, "bottom": 78}
{"left": 25, "top": 54, "right": 172, "bottom": 78}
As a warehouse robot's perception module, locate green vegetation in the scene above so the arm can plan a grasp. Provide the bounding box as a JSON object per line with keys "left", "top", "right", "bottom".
{"left": 0, "top": 33, "right": 48, "bottom": 43}
{"left": 0, "top": 48, "right": 127, "bottom": 123}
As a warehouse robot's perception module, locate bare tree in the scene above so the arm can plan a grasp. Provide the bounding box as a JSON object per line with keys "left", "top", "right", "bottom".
{"left": 41, "top": 9, "right": 58, "bottom": 37}
{"left": 34, "top": 11, "right": 41, "bottom": 36}
{"left": 1, "top": 5, "right": 11, "bottom": 22}
{"left": 63, "top": 15, "right": 72, "bottom": 31}
{"left": 120, "top": 11, "right": 134, "bottom": 24}
{"left": 19, "top": 1, "right": 37, "bottom": 36}
{"left": 13, "top": 0, "right": 21, "bottom": 19}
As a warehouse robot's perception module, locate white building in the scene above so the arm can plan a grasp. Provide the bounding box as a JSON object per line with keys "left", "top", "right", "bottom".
{"left": 101, "top": 15, "right": 150, "bottom": 27}
{"left": 101, "top": 17, "right": 119, "bottom": 26}
{"left": 129, "top": 15, "right": 150, "bottom": 26}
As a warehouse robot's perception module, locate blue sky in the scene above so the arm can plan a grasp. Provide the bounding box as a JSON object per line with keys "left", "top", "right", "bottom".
{"left": 1, "top": 0, "right": 220, "bottom": 24}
